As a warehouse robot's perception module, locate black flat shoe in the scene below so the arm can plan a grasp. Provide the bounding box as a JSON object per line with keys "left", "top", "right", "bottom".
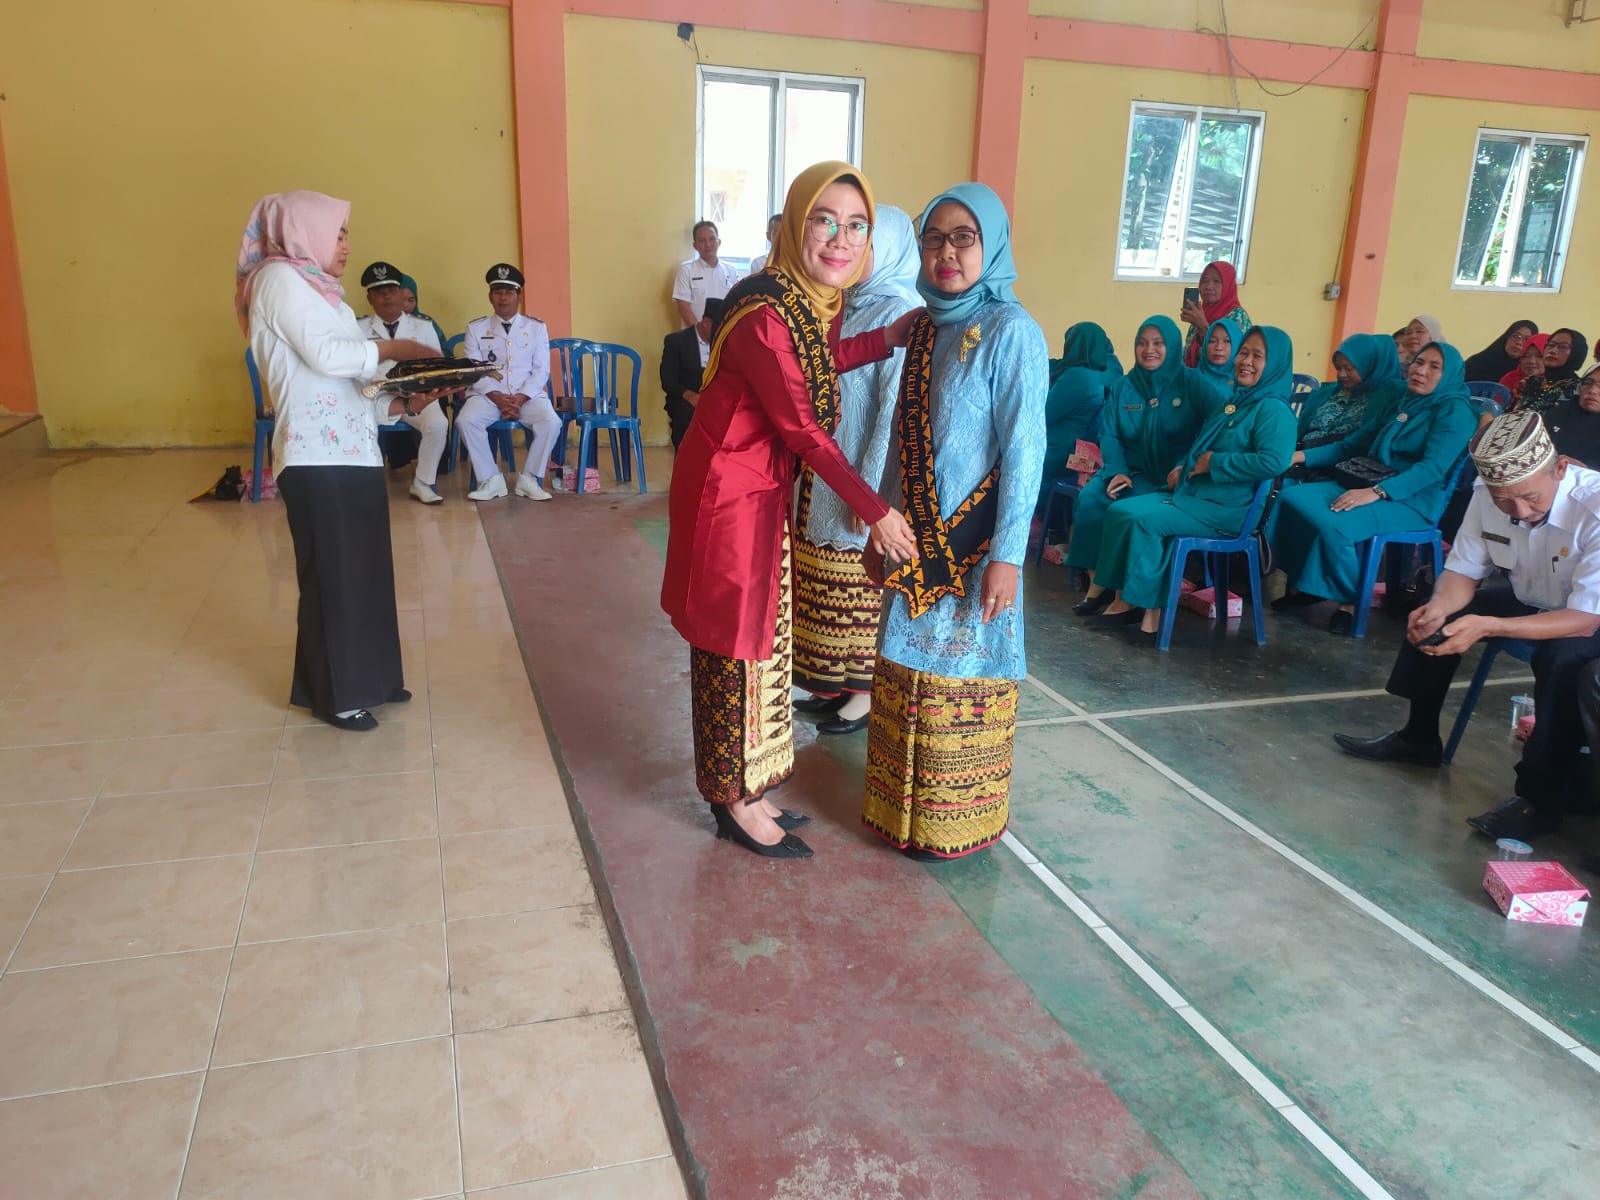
{"left": 817, "top": 714, "right": 870, "bottom": 735}
{"left": 774, "top": 809, "right": 811, "bottom": 831}
{"left": 385, "top": 688, "right": 412, "bottom": 705}
{"left": 1466, "top": 797, "right": 1561, "bottom": 842}
{"left": 316, "top": 709, "right": 378, "bottom": 732}
{"left": 1328, "top": 610, "right": 1353, "bottom": 635}
{"left": 712, "top": 803, "right": 813, "bottom": 858}
{"left": 1087, "top": 608, "right": 1143, "bottom": 629}
{"left": 1072, "top": 591, "right": 1113, "bottom": 616}
{"left": 793, "top": 695, "right": 847, "bottom": 715}
{"left": 1332, "top": 730, "right": 1442, "bottom": 767}
{"left": 1271, "top": 591, "right": 1321, "bottom": 611}
{"left": 1131, "top": 630, "right": 1158, "bottom": 647}
{"left": 902, "top": 846, "right": 950, "bottom": 862}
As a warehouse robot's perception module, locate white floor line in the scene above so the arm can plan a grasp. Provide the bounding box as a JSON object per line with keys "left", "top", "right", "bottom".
{"left": 1022, "top": 673, "right": 1598, "bottom": 1072}
{"left": 1017, "top": 676, "right": 1535, "bottom": 728}
{"left": 998, "top": 830, "right": 1396, "bottom": 1200}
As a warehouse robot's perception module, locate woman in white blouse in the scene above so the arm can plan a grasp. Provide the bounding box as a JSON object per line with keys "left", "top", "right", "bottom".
{"left": 235, "top": 191, "right": 437, "bottom": 731}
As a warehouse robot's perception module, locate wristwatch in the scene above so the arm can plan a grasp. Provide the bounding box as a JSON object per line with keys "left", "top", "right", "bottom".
{"left": 1372, "top": 482, "right": 1389, "bottom": 500}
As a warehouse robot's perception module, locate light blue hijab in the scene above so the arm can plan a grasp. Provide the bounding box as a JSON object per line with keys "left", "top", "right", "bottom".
{"left": 915, "top": 182, "right": 1018, "bottom": 327}
{"left": 854, "top": 205, "right": 921, "bottom": 308}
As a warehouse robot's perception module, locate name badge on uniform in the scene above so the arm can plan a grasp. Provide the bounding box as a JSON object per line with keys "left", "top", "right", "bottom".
{"left": 1484, "top": 532, "right": 1511, "bottom": 545}
{"left": 1123, "top": 404, "right": 1143, "bottom": 411}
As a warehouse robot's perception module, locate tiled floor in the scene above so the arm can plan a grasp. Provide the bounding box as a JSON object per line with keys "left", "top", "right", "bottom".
{"left": 0, "top": 423, "right": 686, "bottom": 1200}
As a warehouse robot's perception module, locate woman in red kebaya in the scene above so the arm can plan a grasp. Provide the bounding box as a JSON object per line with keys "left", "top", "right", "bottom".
{"left": 660, "top": 161, "right": 919, "bottom": 859}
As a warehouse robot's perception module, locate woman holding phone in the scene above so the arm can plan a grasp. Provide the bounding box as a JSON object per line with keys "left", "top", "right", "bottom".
{"left": 1180, "top": 260, "right": 1251, "bottom": 367}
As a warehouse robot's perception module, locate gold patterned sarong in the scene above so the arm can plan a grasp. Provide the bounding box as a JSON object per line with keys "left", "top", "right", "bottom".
{"left": 792, "top": 471, "right": 883, "bottom": 696}
{"left": 862, "top": 658, "right": 1018, "bottom": 856}
{"left": 690, "top": 535, "right": 795, "bottom": 804}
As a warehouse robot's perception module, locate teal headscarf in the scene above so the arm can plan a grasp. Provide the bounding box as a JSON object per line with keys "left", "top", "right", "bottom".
{"left": 1407, "top": 341, "right": 1471, "bottom": 408}
{"left": 1201, "top": 317, "right": 1242, "bottom": 384}
{"left": 1334, "top": 333, "right": 1403, "bottom": 394}
{"left": 915, "top": 182, "right": 1018, "bottom": 327}
{"left": 1061, "top": 322, "right": 1112, "bottom": 372}
{"left": 1229, "top": 326, "right": 1294, "bottom": 408}
{"left": 399, "top": 272, "right": 448, "bottom": 348}
{"left": 1126, "top": 315, "right": 1186, "bottom": 401}
{"left": 853, "top": 205, "right": 921, "bottom": 307}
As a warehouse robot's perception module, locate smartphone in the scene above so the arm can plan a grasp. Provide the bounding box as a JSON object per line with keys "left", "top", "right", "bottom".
{"left": 1182, "top": 286, "right": 1200, "bottom": 314}
{"left": 1415, "top": 629, "right": 1448, "bottom": 648}
{"left": 1109, "top": 479, "right": 1132, "bottom": 497}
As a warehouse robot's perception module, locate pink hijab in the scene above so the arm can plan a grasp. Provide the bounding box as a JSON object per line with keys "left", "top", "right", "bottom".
{"left": 234, "top": 191, "right": 349, "bottom": 334}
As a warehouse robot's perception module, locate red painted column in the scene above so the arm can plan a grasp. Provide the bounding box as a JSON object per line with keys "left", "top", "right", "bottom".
{"left": 511, "top": 0, "right": 573, "bottom": 336}
{"left": 1332, "top": 0, "right": 1424, "bottom": 345}
{"left": 971, "top": 0, "right": 1028, "bottom": 210}
{"left": 0, "top": 118, "right": 37, "bottom": 415}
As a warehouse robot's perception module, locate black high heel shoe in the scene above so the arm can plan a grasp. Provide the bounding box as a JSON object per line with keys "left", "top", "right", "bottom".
{"left": 1071, "top": 591, "right": 1113, "bottom": 617}
{"left": 775, "top": 809, "right": 811, "bottom": 831}
{"left": 1087, "top": 607, "right": 1143, "bottom": 629}
{"left": 793, "top": 694, "right": 847, "bottom": 715}
{"left": 712, "top": 804, "right": 813, "bottom": 858}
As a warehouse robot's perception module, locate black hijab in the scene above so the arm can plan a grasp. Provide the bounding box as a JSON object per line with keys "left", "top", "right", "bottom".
{"left": 1547, "top": 366, "right": 1600, "bottom": 466}
{"left": 1544, "top": 328, "right": 1589, "bottom": 383}
{"left": 1462, "top": 319, "right": 1538, "bottom": 383}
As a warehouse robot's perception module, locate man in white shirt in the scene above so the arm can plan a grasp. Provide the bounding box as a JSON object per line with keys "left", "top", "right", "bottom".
{"left": 1333, "top": 412, "right": 1600, "bottom": 843}
{"left": 671, "top": 221, "right": 741, "bottom": 328}
{"left": 748, "top": 213, "right": 781, "bottom": 276}
{"left": 355, "top": 261, "right": 448, "bottom": 504}
{"left": 459, "top": 263, "right": 559, "bottom": 502}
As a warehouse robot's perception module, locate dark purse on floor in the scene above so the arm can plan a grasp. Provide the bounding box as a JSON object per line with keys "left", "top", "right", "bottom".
{"left": 1331, "top": 456, "right": 1398, "bottom": 492}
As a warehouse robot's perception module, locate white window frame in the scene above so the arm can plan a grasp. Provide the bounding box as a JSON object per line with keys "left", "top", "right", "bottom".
{"left": 1112, "top": 101, "right": 1266, "bottom": 284}
{"left": 1451, "top": 128, "right": 1588, "bottom": 294}
{"left": 693, "top": 65, "right": 865, "bottom": 256}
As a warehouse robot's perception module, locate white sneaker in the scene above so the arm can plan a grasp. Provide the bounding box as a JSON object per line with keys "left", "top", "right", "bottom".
{"left": 467, "top": 474, "right": 508, "bottom": 501}
{"left": 410, "top": 480, "right": 443, "bottom": 505}
{"left": 514, "top": 474, "right": 552, "bottom": 501}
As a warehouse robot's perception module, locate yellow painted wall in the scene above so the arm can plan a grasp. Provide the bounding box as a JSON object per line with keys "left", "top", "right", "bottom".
{"left": 562, "top": 14, "right": 978, "bottom": 447}
{"left": 1418, "top": 0, "right": 1600, "bottom": 74}
{"left": 0, "top": 0, "right": 518, "bottom": 449}
{"left": 1015, "top": 59, "right": 1366, "bottom": 373}
{"left": 1029, "top": 0, "right": 1379, "bottom": 50}
{"left": 1376, "top": 93, "right": 1598, "bottom": 362}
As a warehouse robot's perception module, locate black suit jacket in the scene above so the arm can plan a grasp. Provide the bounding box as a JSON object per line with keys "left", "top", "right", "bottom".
{"left": 661, "top": 328, "right": 705, "bottom": 449}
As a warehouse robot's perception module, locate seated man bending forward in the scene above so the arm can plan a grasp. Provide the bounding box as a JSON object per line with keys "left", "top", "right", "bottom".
{"left": 1334, "top": 411, "right": 1600, "bottom": 843}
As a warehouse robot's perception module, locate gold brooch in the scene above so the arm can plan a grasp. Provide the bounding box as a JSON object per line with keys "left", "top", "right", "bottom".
{"left": 959, "top": 323, "right": 982, "bottom": 363}
{"left": 1224, "top": 404, "right": 1237, "bottom": 414}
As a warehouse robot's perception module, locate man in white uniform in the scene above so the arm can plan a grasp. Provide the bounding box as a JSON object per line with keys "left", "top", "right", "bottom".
{"left": 748, "top": 212, "right": 781, "bottom": 276}
{"left": 355, "top": 261, "right": 449, "bottom": 504}
{"left": 459, "top": 263, "right": 559, "bottom": 502}
{"left": 671, "top": 221, "right": 740, "bottom": 328}
{"left": 1333, "top": 412, "right": 1600, "bottom": 843}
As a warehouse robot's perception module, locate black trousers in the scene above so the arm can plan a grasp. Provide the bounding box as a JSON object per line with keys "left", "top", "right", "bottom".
{"left": 665, "top": 396, "right": 696, "bottom": 451}
{"left": 1387, "top": 587, "right": 1600, "bottom": 810}
{"left": 278, "top": 466, "right": 405, "bottom": 715}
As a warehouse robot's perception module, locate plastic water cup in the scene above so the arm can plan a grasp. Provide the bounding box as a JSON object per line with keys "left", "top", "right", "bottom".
{"left": 1510, "top": 695, "right": 1535, "bottom": 732}
{"left": 1495, "top": 838, "right": 1533, "bottom": 861}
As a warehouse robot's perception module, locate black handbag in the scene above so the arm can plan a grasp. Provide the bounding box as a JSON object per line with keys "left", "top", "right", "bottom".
{"left": 1331, "top": 456, "right": 1398, "bottom": 492}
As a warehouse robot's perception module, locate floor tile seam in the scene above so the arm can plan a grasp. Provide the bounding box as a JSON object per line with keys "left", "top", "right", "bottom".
{"left": 459, "top": 1153, "right": 680, "bottom": 1194}
{"left": 0, "top": 789, "right": 100, "bottom": 976}
{"left": 0, "top": 1065, "right": 208, "bottom": 1105}
{"left": 1058, "top": 699, "right": 1598, "bottom": 1067}
{"left": 998, "top": 832, "right": 1398, "bottom": 1200}
{"left": 1, "top": 943, "right": 236, "bottom": 977}
{"left": 173, "top": 734, "right": 274, "bottom": 1200}
{"left": 0, "top": 721, "right": 291, "bottom": 749}
{"left": 53, "top": 848, "right": 264, "bottom": 875}
{"left": 427, "top": 670, "right": 469, "bottom": 1199}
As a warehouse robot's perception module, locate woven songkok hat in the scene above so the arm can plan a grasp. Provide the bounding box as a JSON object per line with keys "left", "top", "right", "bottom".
{"left": 1471, "top": 410, "right": 1557, "bottom": 487}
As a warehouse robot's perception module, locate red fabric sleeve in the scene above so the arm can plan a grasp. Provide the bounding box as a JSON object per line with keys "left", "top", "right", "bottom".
{"left": 835, "top": 325, "right": 891, "bottom": 374}
{"left": 742, "top": 309, "right": 891, "bottom": 524}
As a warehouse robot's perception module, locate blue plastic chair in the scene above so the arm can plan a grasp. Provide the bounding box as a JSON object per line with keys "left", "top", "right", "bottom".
{"left": 1442, "top": 637, "right": 1536, "bottom": 764}
{"left": 573, "top": 342, "right": 647, "bottom": 494}
{"left": 1292, "top": 373, "right": 1319, "bottom": 395}
{"left": 1155, "top": 477, "right": 1275, "bottom": 652}
{"left": 547, "top": 338, "right": 590, "bottom": 473}
{"left": 1348, "top": 453, "right": 1474, "bottom": 639}
{"left": 245, "top": 348, "right": 275, "bottom": 502}
{"left": 1468, "top": 380, "right": 1512, "bottom": 412}
{"left": 1033, "top": 405, "right": 1105, "bottom": 566}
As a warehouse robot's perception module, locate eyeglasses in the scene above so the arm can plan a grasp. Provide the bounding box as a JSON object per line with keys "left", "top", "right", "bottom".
{"left": 919, "top": 230, "right": 980, "bottom": 250}
{"left": 806, "top": 216, "right": 872, "bottom": 246}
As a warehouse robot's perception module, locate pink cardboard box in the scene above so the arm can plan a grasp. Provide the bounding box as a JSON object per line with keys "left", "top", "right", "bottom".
{"left": 1483, "top": 861, "right": 1589, "bottom": 926}
{"left": 1180, "top": 586, "right": 1242, "bottom": 620}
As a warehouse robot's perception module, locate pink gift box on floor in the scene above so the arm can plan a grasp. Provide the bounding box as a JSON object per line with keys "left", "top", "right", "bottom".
{"left": 1483, "top": 861, "right": 1589, "bottom": 926}
{"left": 1180, "top": 585, "right": 1242, "bottom": 620}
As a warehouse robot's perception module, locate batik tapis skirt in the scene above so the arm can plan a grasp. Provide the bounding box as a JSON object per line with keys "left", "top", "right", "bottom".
{"left": 862, "top": 658, "right": 1018, "bottom": 857}
{"left": 792, "top": 535, "right": 882, "bottom": 697}
{"left": 689, "top": 538, "right": 795, "bottom": 805}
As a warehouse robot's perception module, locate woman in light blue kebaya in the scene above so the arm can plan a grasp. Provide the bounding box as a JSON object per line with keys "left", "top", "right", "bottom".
{"left": 861, "top": 182, "right": 1046, "bottom": 862}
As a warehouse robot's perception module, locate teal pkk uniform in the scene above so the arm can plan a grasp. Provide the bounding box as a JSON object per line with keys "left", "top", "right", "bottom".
{"left": 1270, "top": 341, "right": 1477, "bottom": 604}
{"left": 1296, "top": 333, "right": 1406, "bottom": 447}
{"left": 1065, "top": 315, "right": 1223, "bottom": 571}
{"left": 1198, "top": 317, "right": 1241, "bottom": 388}
{"left": 1039, "top": 322, "right": 1117, "bottom": 511}
{"left": 1092, "top": 326, "right": 1297, "bottom": 609}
